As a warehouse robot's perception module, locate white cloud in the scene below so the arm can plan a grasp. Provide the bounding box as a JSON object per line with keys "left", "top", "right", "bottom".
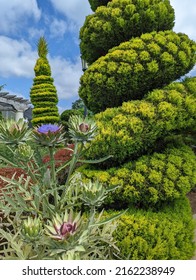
{"left": 0, "top": 0, "right": 41, "bottom": 34}
{"left": 171, "top": 0, "right": 196, "bottom": 41}
{"left": 49, "top": 55, "right": 83, "bottom": 100}
{"left": 28, "top": 27, "right": 45, "bottom": 40}
{"left": 49, "top": 18, "right": 69, "bottom": 38}
{"left": 0, "top": 36, "right": 37, "bottom": 78}
{"left": 49, "top": 0, "right": 92, "bottom": 27}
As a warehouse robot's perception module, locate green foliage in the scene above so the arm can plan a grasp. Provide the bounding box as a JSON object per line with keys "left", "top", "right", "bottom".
{"left": 30, "top": 37, "right": 59, "bottom": 126}
{"left": 72, "top": 99, "right": 85, "bottom": 110}
{"left": 78, "top": 0, "right": 196, "bottom": 260}
{"left": 88, "top": 0, "right": 112, "bottom": 11}
{"left": 37, "top": 36, "right": 48, "bottom": 58}
{"left": 109, "top": 197, "right": 195, "bottom": 259}
{"left": 81, "top": 0, "right": 175, "bottom": 63}
{"left": 0, "top": 118, "right": 32, "bottom": 146}
{"left": 80, "top": 30, "right": 196, "bottom": 113}
{"left": 32, "top": 116, "right": 60, "bottom": 126}
{"left": 84, "top": 77, "right": 196, "bottom": 167}
{"left": 80, "top": 145, "right": 196, "bottom": 208}
{"left": 0, "top": 143, "right": 14, "bottom": 166}
{"left": 34, "top": 58, "right": 51, "bottom": 76}
{"left": 0, "top": 84, "right": 6, "bottom": 91}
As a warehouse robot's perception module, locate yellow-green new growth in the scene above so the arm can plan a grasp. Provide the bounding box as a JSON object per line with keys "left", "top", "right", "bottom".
{"left": 37, "top": 36, "right": 48, "bottom": 58}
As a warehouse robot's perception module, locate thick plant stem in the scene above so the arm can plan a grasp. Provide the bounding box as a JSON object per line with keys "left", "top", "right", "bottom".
{"left": 48, "top": 146, "right": 58, "bottom": 210}
{"left": 61, "top": 142, "right": 84, "bottom": 199}
{"left": 65, "top": 142, "right": 79, "bottom": 186}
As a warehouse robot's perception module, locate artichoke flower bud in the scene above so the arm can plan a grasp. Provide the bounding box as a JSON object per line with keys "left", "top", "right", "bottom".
{"left": 15, "top": 143, "right": 34, "bottom": 161}
{"left": 0, "top": 119, "right": 32, "bottom": 145}
{"left": 46, "top": 211, "right": 81, "bottom": 241}
{"left": 33, "top": 124, "right": 66, "bottom": 147}
{"left": 68, "top": 115, "right": 98, "bottom": 143}
{"left": 81, "top": 180, "right": 107, "bottom": 207}
{"left": 21, "top": 217, "right": 42, "bottom": 242}
{"left": 79, "top": 123, "right": 89, "bottom": 133}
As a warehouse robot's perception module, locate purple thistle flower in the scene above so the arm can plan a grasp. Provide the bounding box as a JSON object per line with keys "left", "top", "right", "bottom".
{"left": 37, "top": 124, "right": 60, "bottom": 134}
{"left": 60, "top": 222, "right": 77, "bottom": 236}
{"left": 46, "top": 212, "right": 81, "bottom": 241}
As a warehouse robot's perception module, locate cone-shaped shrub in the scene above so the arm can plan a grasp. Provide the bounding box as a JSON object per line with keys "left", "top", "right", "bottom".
{"left": 30, "top": 37, "right": 59, "bottom": 126}
{"left": 81, "top": 0, "right": 175, "bottom": 64}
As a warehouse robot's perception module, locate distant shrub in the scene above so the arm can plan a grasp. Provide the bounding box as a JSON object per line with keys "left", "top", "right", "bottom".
{"left": 60, "top": 109, "right": 83, "bottom": 140}
{"left": 107, "top": 197, "right": 195, "bottom": 259}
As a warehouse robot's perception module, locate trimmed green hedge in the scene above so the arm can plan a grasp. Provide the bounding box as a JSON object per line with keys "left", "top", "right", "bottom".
{"left": 80, "top": 31, "right": 196, "bottom": 113}
{"left": 30, "top": 84, "right": 56, "bottom": 91}
{"left": 33, "top": 107, "right": 59, "bottom": 117}
{"left": 34, "top": 58, "right": 51, "bottom": 76}
{"left": 80, "top": 145, "right": 196, "bottom": 208}
{"left": 108, "top": 197, "right": 195, "bottom": 259}
{"left": 84, "top": 77, "right": 196, "bottom": 167}
{"left": 81, "top": 0, "right": 175, "bottom": 63}
{"left": 32, "top": 116, "right": 60, "bottom": 126}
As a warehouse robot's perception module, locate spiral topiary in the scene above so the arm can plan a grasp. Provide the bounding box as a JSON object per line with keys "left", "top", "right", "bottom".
{"left": 79, "top": 144, "right": 196, "bottom": 209}
{"left": 79, "top": 0, "right": 196, "bottom": 259}
{"left": 30, "top": 37, "right": 60, "bottom": 126}
{"left": 107, "top": 197, "right": 195, "bottom": 259}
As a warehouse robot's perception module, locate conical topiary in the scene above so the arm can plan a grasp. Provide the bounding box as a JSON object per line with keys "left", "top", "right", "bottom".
{"left": 30, "top": 37, "right": 60, "bottom": 126}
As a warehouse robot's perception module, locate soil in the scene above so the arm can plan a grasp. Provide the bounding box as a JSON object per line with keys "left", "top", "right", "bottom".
{"left": 187, "top": 191, "right": 196, "bottom": 214}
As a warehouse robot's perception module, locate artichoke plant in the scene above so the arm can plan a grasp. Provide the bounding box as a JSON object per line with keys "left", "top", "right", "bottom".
{"left": 15, "top": 143, "right": 34, "bottom": 162}
{"left": 45, "top": 211, "right": 81, "bottom": 241}
{"left": 33, "top": 124, "right": 66, "bottom": 147}
{"left": 68, "top": 115, "right": 98, "bottom": 143}
{"left": 0, "top": 118, "right": 32, "bottom": 145}
{"left": 21, "top": 216, "right": 42, "bottom": 242}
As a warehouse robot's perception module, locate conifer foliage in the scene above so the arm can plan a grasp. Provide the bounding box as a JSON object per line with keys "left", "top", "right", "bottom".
{"left": 79, "top": 0, "right": 196, "bottom": 259}
{"left": 30, "top": 37, "right": 59, "bottom": 126}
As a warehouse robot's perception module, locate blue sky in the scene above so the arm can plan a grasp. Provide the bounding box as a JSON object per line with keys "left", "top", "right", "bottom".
{"left": 0, "top": 0, "right": 195, "bottom": 114}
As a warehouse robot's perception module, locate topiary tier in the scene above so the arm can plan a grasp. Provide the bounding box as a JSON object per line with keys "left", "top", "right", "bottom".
{"left": 106, "top": 197, "right": 195, "bottom": 260}
{"left": 79, "top": 0, "right": 196, "bottom": 259}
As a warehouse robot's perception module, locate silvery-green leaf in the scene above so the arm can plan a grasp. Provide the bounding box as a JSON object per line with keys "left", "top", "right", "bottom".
{"left": 90, "top": 210, "right": 128, "bottom": 227}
